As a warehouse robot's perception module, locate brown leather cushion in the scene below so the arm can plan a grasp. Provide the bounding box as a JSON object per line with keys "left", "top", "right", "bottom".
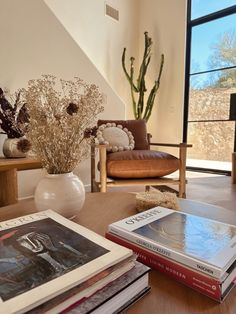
{"left": 106, "top": 150, "right": 179, "bottom": 178}
{"left": 97, "top": 119, "right": 149, "bottom": 150}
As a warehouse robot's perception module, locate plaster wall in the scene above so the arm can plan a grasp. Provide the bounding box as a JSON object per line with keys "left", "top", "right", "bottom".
{"left": 138, "top": 0, "right": 187, "bottom": 151}
{"left": 45, "top": 0, "right": 139, "bottom": 112}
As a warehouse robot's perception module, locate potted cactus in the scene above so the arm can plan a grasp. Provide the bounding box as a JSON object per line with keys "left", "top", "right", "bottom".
{"left": 122, "top": 31, "right": 164, "bottom": 122}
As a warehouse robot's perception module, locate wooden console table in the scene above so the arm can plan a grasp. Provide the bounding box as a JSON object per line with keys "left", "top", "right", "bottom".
{"left": 0, "top": 157, "right": 41, "bottom": 207}
{"left": 0, "top": 193, "right": 235, "bottom": 313}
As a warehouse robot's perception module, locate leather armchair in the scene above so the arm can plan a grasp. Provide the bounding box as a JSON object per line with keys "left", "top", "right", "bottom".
{"left": 91, "top": 119, "right": 192, "bottom": 198}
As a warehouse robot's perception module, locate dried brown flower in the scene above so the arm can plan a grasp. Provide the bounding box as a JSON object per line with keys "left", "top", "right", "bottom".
{"left": 66, "top": 102, "right": 78, "bottom": 115}
{"left": 84, "top": 126, "right": 98, "bottom": 139}
{"left": 21, "top": 75, "right": 104, "bottom": 174}
{"left": 17, "top": 138, "right": 32, "bottom": 153}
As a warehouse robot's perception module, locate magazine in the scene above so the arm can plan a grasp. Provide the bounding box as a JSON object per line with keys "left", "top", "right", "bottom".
{"left": 108, "top": 207, "right": 236, "bottom": 279}
{"left": 106, "top": 232, "right": 236, "bottom": 302}
{"left": 0, "top": 210, "right": 133, "bottom": 314}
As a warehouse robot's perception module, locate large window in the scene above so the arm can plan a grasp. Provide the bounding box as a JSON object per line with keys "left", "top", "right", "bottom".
{"left": 185, "top": 1, "right": 236, "bottom": 173}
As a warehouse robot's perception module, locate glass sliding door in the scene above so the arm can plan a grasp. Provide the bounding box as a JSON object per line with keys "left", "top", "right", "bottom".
{"left": 185, "top": 1, "right": 236, "bottom": 172}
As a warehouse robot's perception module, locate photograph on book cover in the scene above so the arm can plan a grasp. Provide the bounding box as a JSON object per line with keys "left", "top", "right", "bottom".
{"left": 133, "top": 212, "right": 236, "bottom": 261}
{"left": 0, "top": 218, "right": 109, "bottom": 301}
{"left": 0, "top": 210, "right": 132, "bottom": 314}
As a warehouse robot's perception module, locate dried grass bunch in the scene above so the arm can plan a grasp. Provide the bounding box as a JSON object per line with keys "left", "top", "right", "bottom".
{"left": 136, "top": 190, "right": 180, "bottom": 212}
{"left": 22, "top": 75, "right": 104, "bottom": 174}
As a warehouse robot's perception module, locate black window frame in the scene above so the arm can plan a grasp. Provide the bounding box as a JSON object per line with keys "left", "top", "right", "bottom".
{"left": 183, "top": 0, "right": 236, "bottom": 174}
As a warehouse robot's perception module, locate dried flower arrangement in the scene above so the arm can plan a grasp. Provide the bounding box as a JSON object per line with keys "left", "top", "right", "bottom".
{"left": 0, "top": 88, "right": 29, "bottom": 137}
{"left": 22, "top": 75, "right": 104, "bottom": 174}
{"left": 0, "top": 88, "right": 31, "bottom": 154}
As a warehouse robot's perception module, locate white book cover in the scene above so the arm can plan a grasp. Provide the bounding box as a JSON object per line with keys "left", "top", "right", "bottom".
{"left": 108, "top": 207, "right": 236, "bottom": 279}
{"left": 0, "top": 210, "right": 133, "bottom": 314}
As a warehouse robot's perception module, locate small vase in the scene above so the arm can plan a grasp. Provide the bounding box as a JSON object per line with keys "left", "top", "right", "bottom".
{"left": 34, "top": 172, "right": 85, "bottom": 218}
{"left": 3, "top": 137, "right": 26, "bottom": 158}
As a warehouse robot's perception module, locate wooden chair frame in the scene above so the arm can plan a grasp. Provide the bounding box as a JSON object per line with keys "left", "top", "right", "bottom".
{"left": 91, "top": 140, "right": 192, "bottom": 198}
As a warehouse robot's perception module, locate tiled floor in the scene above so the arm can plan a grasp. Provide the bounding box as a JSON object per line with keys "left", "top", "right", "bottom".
{"left": 186, "top": 171, "right": 236, "bottom": 211}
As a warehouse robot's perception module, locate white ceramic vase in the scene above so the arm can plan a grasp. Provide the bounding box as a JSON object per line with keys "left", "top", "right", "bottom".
{"left": 34, "top": 172, "right": 85, "bottom": 218}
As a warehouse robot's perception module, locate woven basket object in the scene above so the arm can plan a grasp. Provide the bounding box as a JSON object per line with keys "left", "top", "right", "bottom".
{"left": 135, "top": 190, "right": 180, "bottom": 212}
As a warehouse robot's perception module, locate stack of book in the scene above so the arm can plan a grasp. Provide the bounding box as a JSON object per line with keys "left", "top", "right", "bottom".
{"left": 106, "top": 206, "right": 236, "bottom": 302}
{"left": 0, "top": 210, "right": 150, "bottom": 313}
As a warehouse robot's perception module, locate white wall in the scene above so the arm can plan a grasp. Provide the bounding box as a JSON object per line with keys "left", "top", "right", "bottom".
{"left": 47, "top": 0, "right": 187, "bottom": 139}
{"left": 138, "top": 0, "right": 187, "bottom": 149}
{"left": 45, "top": 0, "right": 139, "bottom": 113}
{"left": 0, "top": 0, "right": 132, "bottom": 198}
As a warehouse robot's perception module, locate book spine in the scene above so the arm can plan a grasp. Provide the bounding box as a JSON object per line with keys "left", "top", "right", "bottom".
{"left": 106, "top": 232, "right": 222, "bottom": 301}
{"left": 108, "top": 225, "right": 222, "bottom": 278}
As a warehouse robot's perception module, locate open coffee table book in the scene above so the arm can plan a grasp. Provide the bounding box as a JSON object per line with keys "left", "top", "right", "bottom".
{"left": 107, "top": 206, "right": 236, "bottom": 302}
{"left": 0, "top": 210, "right": 150, "bottom": 314}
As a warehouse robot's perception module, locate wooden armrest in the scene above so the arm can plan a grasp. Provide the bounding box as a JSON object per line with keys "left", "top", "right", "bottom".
{"left": 150, "top": 142, "right": 192, "bottom": 148}
{"left": 90, "top": 144, "right": 108, "bottom": 192}
{"left": 91, "top": 143, "right": 109, "bottom": 153}
{"left": 92, "top": 143, "right": 109, "bottom": 149}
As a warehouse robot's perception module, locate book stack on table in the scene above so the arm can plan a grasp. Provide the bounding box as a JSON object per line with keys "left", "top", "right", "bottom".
{"left": 0, "top": 210, "right": 150, "bottom": 314}
{"left": 106, "top": 207, "right": 236, "bottom": 302}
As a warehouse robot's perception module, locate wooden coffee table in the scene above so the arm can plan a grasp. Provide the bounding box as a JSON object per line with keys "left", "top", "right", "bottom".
{"left": 0, "top": 192, "right": 235, "bottom": 314}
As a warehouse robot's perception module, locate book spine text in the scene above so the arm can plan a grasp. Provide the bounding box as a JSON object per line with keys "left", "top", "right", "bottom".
{"left": 106, "top": 232, "right": 222, "bottom": 301}
{"left": 108, "top": 226, "right": 222, "bottom": 278}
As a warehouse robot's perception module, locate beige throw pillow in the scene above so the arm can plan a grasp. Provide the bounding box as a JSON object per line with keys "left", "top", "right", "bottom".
{"left": 96, "top": 123, "right": 135, "bottom": 152}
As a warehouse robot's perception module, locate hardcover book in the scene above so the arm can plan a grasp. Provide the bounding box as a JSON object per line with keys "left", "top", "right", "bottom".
{"left": 106, "top": 232, "right": 236, "bottom": 302}
{"left": 108, "top": 207, "right": 236, "bottom": 279}
{"left": 27, "top": 256, "right": 136, "bottom": 314}
{"left": 0, "top": 210, "right": 133, "bottom": 314}
{"left": 62, "top": 261, "right": 150, "bottom": 314}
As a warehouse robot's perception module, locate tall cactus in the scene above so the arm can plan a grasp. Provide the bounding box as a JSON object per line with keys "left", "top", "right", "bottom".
{"left": 122, "top": 31, "right": 164, "bottom": 122}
